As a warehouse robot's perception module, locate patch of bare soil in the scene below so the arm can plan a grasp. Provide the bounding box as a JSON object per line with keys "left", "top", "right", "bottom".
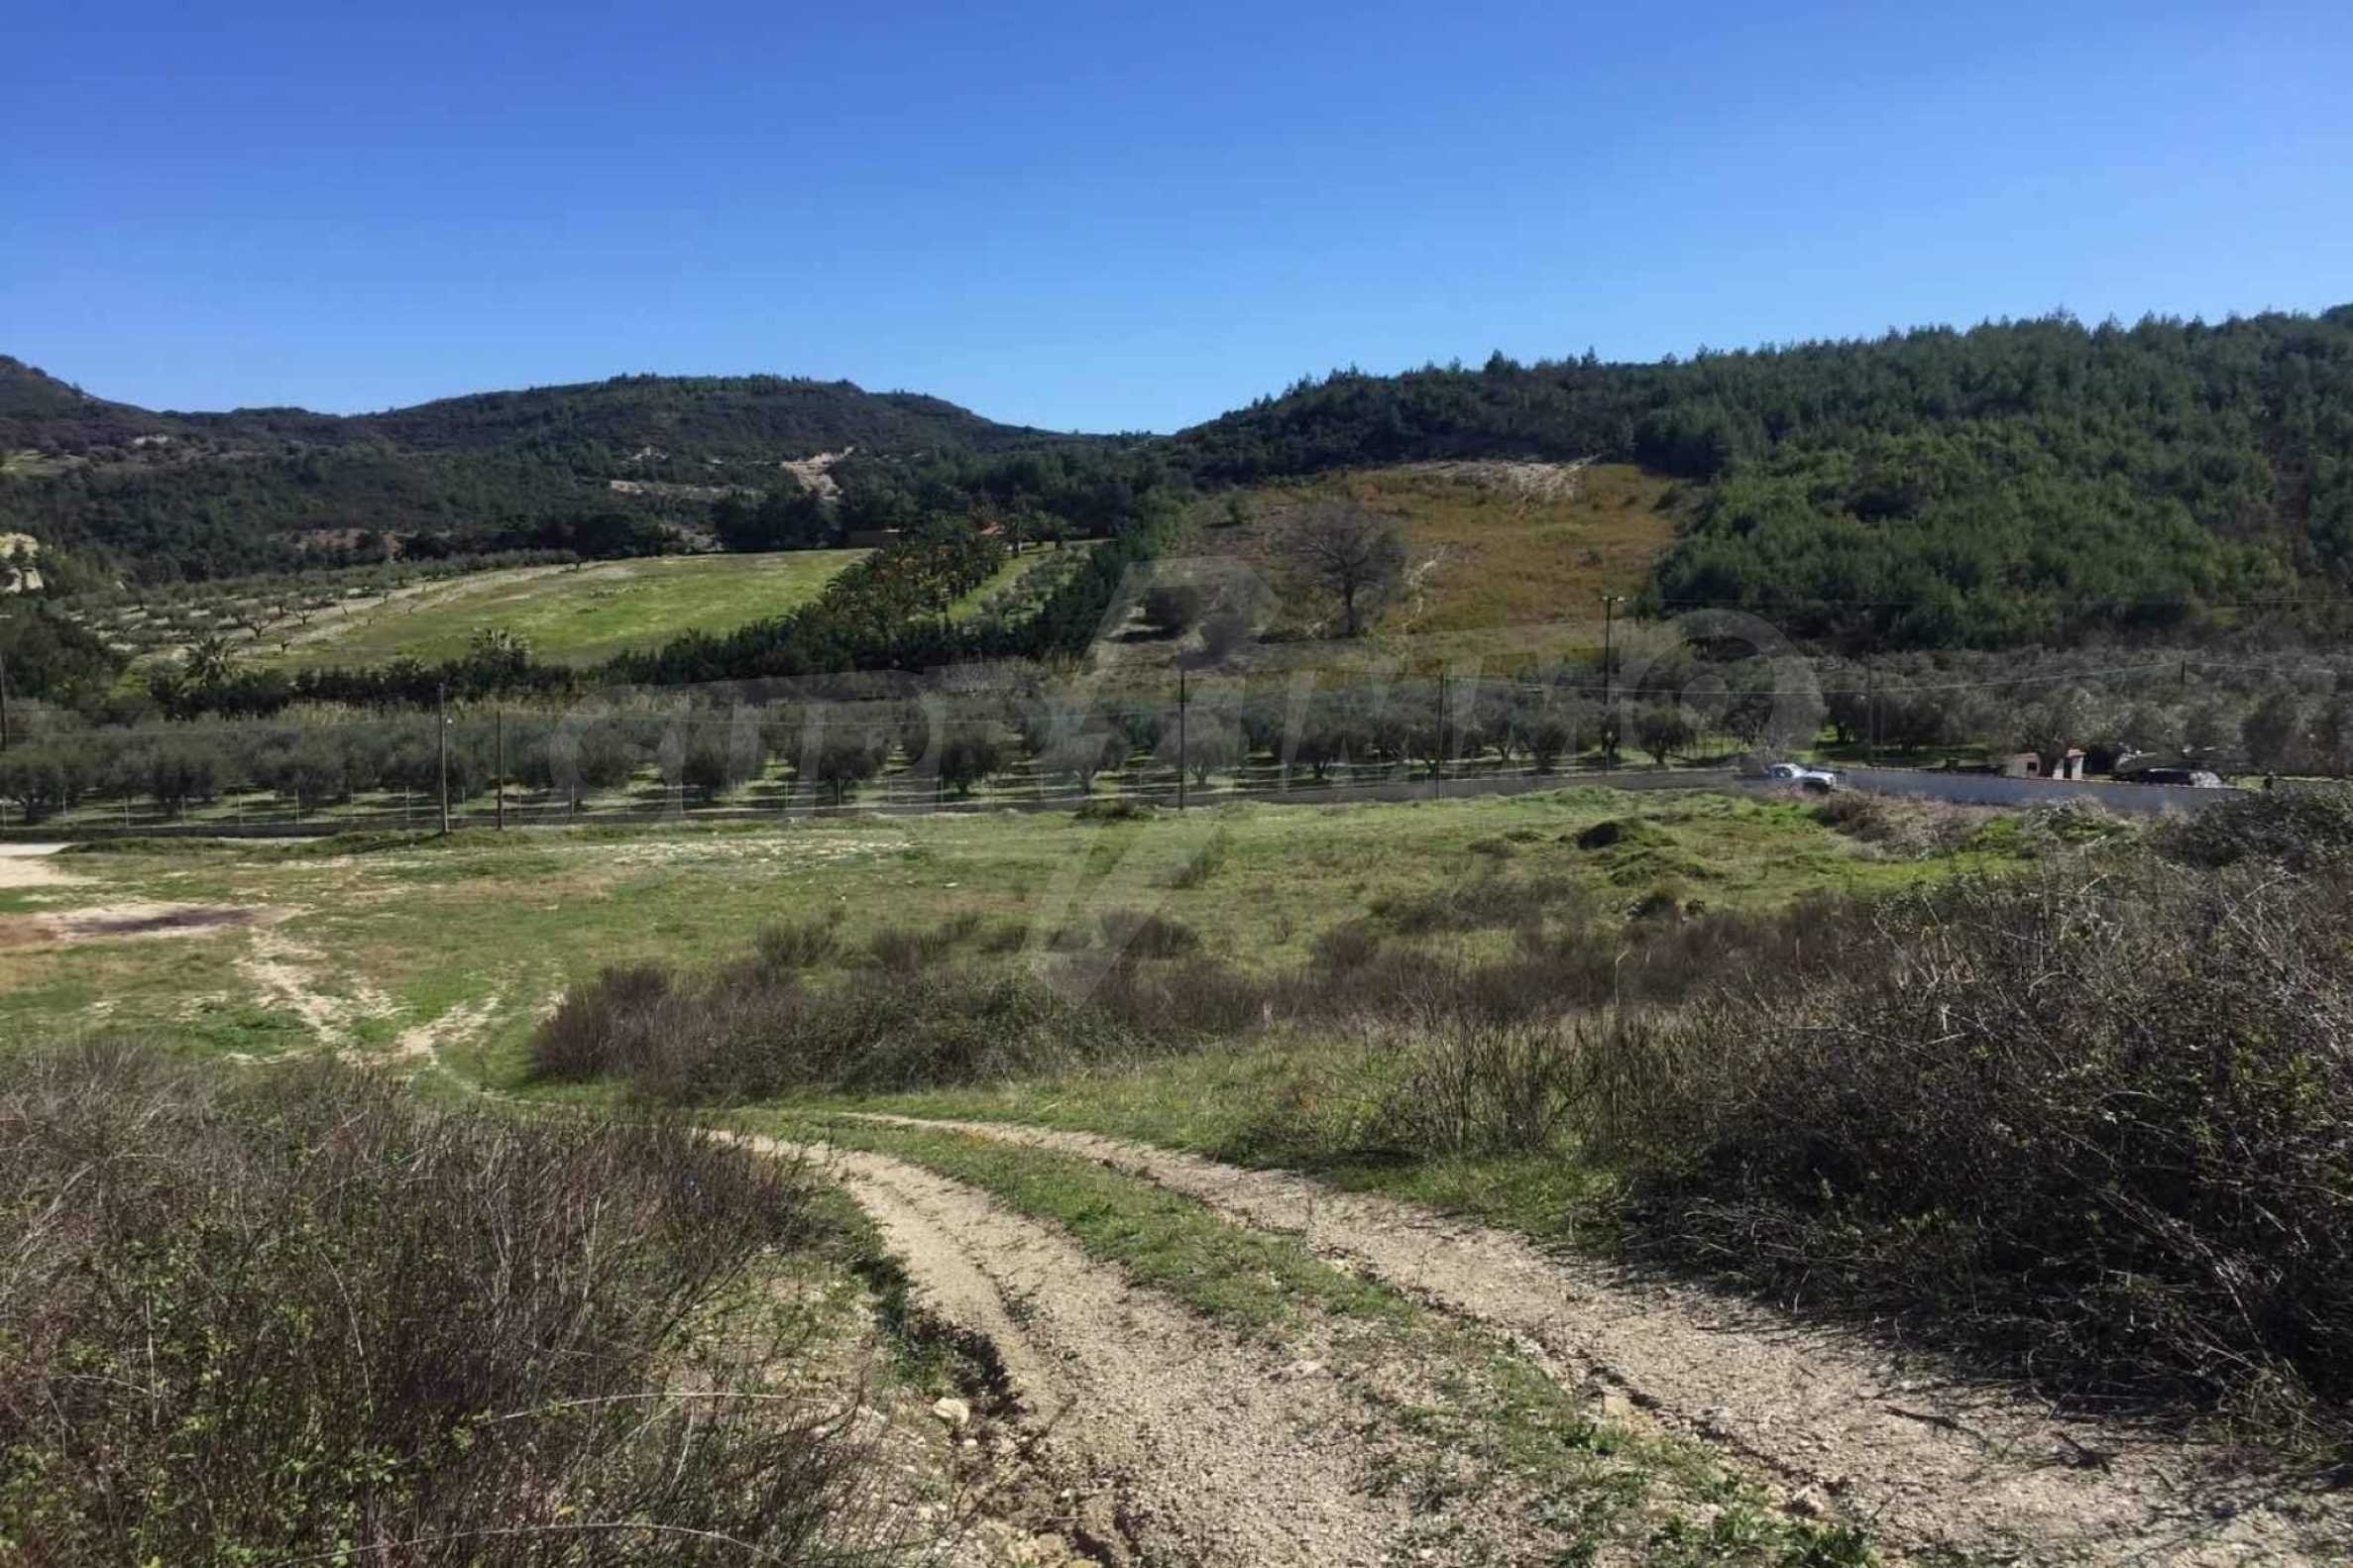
{"left": 236, "top": 924, "right": 397, "bottom": 1050}
{"left": 62, "top": 904, "right": 258, "bottom": 939}
{"left": 726, "top": 1134, "right": 1526, "bottom": 1567}
{"left": 1407, "top": 457, "right": 1594, "bottom": 504}
{"left": 379, "top": 993, "right": 504, "bottom": 1065}
{"left": 854, "top": 1116, "right": 2353, "bottom": 1565}
{"left": 0, "top": 899, "right": 269, "bottom": 947}
{"left": 0, "top": 917, "right": 52, "bottom": 948}
{"left": 0, "top": 844, "right": 82, "bottom": 889}
{"left": 779, "top": 446, "right": 853, "bottom": 500}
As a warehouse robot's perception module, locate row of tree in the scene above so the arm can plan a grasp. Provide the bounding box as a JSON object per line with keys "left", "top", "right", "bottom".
{"left": 19, "top": 653, "right": 2353, "bottom": 823}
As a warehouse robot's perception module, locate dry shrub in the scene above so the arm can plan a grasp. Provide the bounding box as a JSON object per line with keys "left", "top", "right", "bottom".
{"left": 1084, "top": 952, "right": 1269, "bottom": 1038}
{"left": 1371, "top": 871, "right": 1593, "bottom": 935}
{"left": 756, "top": 914, "right": 844, "bottom": 969}
{"left": 1598, "top": 861, "right": 2353, "bottom": 1434}
{"left": 1071, "top": 797, "right": 1155, "bottom": 823}
{"left": 532, "top": 960, "right": 672, "bottom": 1080}
{"left": 1369, "top": 1013, "right": 1579, "bottom": 1157}
{"left": 1811, "top": 790, "right": 1985, "bottom": 856}
{"left": 0, "top": 1042, "right": 890, "bottom": 1564}
{"left": 2159, "top": 781, "right": 2353, "bottom": 871}
{"left": 1098, "top": 908, "right": 1202, "bottom": 959}
{"left": 865, "top": 920, "right": 958, "bottom": 972}
{"left": 533, "top": 955, "right": 1138, "bottom": 1101}
{"left": 535, "top": 890, "right": 1893, "bottom": 1105}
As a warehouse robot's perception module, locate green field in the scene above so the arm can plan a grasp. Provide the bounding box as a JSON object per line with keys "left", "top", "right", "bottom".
{"left": 260, "top": 549, "right": 866, "bottom": 669}
{"left": 0, "top": 785, "right": 2008, "bottom": 1079}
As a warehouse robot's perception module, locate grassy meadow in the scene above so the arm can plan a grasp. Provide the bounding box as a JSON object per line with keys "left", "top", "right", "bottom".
{"left": 259, "top": 548, "right": 866, "bottom": 668}
{"left": 0, "top": 784, "right": 2000, "bottom": 1090}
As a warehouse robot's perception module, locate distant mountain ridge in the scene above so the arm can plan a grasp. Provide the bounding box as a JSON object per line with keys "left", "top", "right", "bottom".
{"left": 0, "top": 359, "right": 1069, "bottom": 458}
{"left": 10, "top": 302, "right": 2353, "bottom": 651}
{"left": 0, "top": 359, "right": 1102, "bottom": 580}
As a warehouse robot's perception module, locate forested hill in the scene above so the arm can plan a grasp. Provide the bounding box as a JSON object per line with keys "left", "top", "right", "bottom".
{"left": 12, "top": 306, "right": 2353, "bottom": 649}
{"left": 0, "top": 361, "right": 1102, "bottom": 583}
{"left": 1171, "top": 308, "right": 2353, "bottom": 646}
{"left": 179, "top": 374, "right": 1072, "bottom": 458}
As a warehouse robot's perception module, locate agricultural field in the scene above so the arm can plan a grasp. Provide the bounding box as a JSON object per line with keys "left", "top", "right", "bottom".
{"left": 949, "top": 539, "right": 1093, "bottom": 623}
{"left": 63, "top": 549, "right": 868, "bottom": 670}
{"left": 257, "top": 548, "right": 867, "bottom": 668}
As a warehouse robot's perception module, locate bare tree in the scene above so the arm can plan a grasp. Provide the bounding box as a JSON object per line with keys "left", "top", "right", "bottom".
{"left": 1284, "top": 502, "right": 1404, "bottom": 637}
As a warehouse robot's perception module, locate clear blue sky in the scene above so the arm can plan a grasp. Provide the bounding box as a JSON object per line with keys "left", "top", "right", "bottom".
{"left": 7, "top": 1, "right": 2348, "bottom": 433}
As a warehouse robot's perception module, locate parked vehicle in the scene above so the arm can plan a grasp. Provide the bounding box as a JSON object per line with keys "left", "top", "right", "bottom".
{"left": 1760, "top": 761, "right": 1842, "bottom": 794}
{"left": 2115, "top": 767, "right": 2225, "bottom": 788}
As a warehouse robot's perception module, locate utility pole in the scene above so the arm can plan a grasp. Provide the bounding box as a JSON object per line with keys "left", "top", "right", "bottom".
{"left": 1864, "top": 666, "right": 1875, "bottom": 768}
{"left": 1599, "top": 595, "right": 1625, "bottom": 772}
{"left": 0, "top": 610, "right": 13, "bottom": 752}
{"left": 436, "top": 683, "right": 451, "bottom": 836}
{"left": 1176, "top": 666, "right": 1187, "bottom": 813}
{"left": 495, "top": 707, "right": 505, "bottom": 831}
{"left": 1432, "top": 674, "right": 1445, "bottom": 798}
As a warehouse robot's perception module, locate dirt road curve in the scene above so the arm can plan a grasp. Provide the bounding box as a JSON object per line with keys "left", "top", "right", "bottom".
{"left": 840, "top": 1115, "right": 2353, "bottom": 1565}
{"left": 725, "top": 1134, "right": 1446, "bottom": 1566}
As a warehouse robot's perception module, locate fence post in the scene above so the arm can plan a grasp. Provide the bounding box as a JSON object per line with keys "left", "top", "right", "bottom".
{"left": 1432, "top": 674, "right": 1444, "bottom": 799}
{"left": 436, "top": 683, "right": 451, "bottom": 836}
{"left": 1176, "top": 666, "right": 1187, "bottom": 813}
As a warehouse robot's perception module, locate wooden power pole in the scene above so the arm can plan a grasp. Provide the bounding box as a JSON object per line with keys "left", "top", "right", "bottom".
{"left": 1600, "top": 595, "right": 1625, "bottom": 771}
{"left": 1176, "top": 666, "right": 1187, "bottom": 813}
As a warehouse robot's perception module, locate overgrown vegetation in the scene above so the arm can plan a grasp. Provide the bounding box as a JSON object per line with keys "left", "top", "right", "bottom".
{"left": 2157, "top": 780, "right": 2353, "bottom": 870}
{"left": 1578, "top": 859, "right": 2353, "bottom": 1438}
{"left": 533, "top": 922, "right": 1141, "bottom": 1098}
{"left": 0, "top": 1042, "right": 899, "bottom": 1563}
{"left": 528, "top": 789, "right": 2353, "bottom": 1444}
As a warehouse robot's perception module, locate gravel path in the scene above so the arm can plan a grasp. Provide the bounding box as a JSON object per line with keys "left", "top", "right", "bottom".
{"left": 723, "top": 1134, "right": 1435, "bottom": 1567}
{"left": 848, "top": 1114, "right": 2353, "bottom": 1565}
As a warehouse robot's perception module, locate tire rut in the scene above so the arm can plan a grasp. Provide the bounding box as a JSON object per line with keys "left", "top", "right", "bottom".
{"left": 722, "top": 1133, "right": 1438, "bottom": 1567}
{"left": 845, "top": 1113, "right": 2353, "bottom": 1566}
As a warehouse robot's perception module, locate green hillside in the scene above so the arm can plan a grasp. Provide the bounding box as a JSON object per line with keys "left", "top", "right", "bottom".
{"left": 11, "top": 303, "right": 2353, "bottom": 654}
{"left": 0, "top": 360, "right": 1101, "bottom": 584}
{"left": 1172, "top": 308, "right": 2353, "bottom": 647}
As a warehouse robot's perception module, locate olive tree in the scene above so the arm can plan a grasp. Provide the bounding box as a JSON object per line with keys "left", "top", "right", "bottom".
{"left": 1283, "top": 502, "right": 1404, "bottom": 637}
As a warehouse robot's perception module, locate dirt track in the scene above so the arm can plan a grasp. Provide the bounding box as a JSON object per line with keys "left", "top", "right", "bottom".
{"left": 834, "top": 1114, "right": 2353, "bottom": 1565}
{"left": 726, "top": 1135, "right": 1438, "bottom": 1566}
